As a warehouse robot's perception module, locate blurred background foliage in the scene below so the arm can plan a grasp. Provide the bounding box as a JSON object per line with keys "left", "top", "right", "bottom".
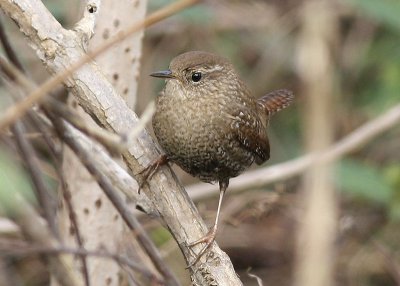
{"left": 0, "top": 0, "right": 399, "bottom": 285}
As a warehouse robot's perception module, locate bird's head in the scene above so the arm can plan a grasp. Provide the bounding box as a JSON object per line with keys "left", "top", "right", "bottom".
{"left": 151, "top": 51, "right": 242, "bottom": 98}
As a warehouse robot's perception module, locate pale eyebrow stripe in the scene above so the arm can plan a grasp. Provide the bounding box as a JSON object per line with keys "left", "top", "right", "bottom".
{"left": 204, "top": 65, "right": 224, "bottom": 73}
{"left": 187, "top": 65, "right": 225, "bottom": 73}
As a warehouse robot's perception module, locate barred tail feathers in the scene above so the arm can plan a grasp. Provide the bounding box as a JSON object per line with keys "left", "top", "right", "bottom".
{"left": 257, "top": 89, "right": 294, "bottom": 115}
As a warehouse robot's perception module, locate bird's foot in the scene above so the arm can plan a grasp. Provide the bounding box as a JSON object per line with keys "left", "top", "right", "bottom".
{"left": 137, "top": 154, "right": 168, "bottom": 194}
{"left": 186, "top": 225, "right": 217, "bottom": 268}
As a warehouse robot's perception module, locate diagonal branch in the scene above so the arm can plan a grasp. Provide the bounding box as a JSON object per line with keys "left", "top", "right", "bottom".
{"left": 48, "top": 113, "right": 179, "bottom": 286}
{"left": 0, "top": 0, "right": 243, "bottom": 283}
{"left": 0, "top": 0, "right": 200, "bottom": 130}
{"left": 0, "top": 53, "right": 156, "bottom": 217}
{"left": 0, "top": 54, "right": 174, "bottom": 284}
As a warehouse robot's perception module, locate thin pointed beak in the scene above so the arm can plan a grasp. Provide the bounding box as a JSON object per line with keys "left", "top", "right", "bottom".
{"left": 150, "top": 69, "right": 175, "bottom": 79}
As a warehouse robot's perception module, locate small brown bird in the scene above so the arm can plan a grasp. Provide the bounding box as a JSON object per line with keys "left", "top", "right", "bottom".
{"left": 144, "top": 51, "right": 293, "bottom": 266}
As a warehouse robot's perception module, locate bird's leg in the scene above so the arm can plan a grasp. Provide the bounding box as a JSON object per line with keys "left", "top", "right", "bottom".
{"left": 137, "top": 154, "right": 169, "bottom": 194}
{"left": 187, "top": 180, "right": 228, "bottom": 268}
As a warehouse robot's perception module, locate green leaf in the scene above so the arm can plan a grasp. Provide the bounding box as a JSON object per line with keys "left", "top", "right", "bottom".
{"left": 336, "top": 159, "right": 392, "bottom": 203}
{"left": 149, "top": 0, "right": 213, "bottom": 23}
{"left": 150, "top": 227, "right": 172, "bottom": 246}
{"left": 384, "top": 164, "right": 400, "bottom": 220}
{"left": 0, "top": 150, "right": 34, "bottom": 215}
{"left": 346, "top": 0, "right": 400, "bottom": 31}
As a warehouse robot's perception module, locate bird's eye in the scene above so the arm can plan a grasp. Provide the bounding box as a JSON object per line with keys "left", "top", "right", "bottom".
{"left": 191, "top": 72, "right": 202, "bottom": 82}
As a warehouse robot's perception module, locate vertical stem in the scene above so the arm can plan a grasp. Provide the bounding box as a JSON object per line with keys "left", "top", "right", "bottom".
{"left": 294, "top": 1, "right": 338, "bottom": 286}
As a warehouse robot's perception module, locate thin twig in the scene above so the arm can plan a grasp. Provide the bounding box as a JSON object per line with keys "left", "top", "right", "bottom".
{"left": 48, "top": 114, "right": 179, "bottom": 286}
{"left": 58, "top": 172, "right": 91, "bottom": 286}
{"left": 126, "top": 101, "right": 156, "bottom": 144}
{"left": 0, "top": 73, "right": 58, "bottom": 237}
{"left": 0, "top": 0, "right": 200, "bottom": 130}
{"left": 59, "top": 118, "right": 156, "bottom": 215}
{"left": 0, "top": 52, "right": 154, "bottom": 155}
{"left": 45, "top": 98, "right": 125, "bottom": 153}
{"left": 11, "top": 123, "right": 58, "bottom": 234}
{"left": 30, "top": 107, "right": 91, "bottom": 286}
{"left": 247, "top": 268, "right": 264, "bottom": 286}
{"left": 45, "top": 97, "right": 155, "bottom": 154}
{"left": 0, "top": 21, "right": 91, "bottom": 284}
{"left": 0, "top": 17, "right": 24, "bottom": 72}
{"left": 0, "top": 18, "right": 59, "bottom": 238}
{"left": 0, "top": 192, "right": 83, "bottom": 286}
{"left": 4, "top": 71, "right": 93, "bottom": 286}
{"left": 373, "top": 241, "right": 400, "bottom": 285}
{"left": 0, "top": 55, "right": 36, "bottom": 92}
{"left": 29, "top": 107, "right": 92, "bottom": 286}
{"left": 0, "top": 54, "right": 155, "bottom": 213}
{"left": 0, "top": 238, "right": 164, "bottom": 285}
{"left": 3, "top": 131, "right": 44, "bottom": 139}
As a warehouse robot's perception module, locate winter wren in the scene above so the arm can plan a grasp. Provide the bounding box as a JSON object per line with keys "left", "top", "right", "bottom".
{"left": 146, "top": 51, "right": 293, "bottom": 266}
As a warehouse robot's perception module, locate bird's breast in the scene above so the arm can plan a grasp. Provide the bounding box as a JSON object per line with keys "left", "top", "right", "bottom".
{"left": 152, "top": 91, "right": 256, "bottom": 182}
{"left": 153, "top": 93, "right": 222, "bottom": 154}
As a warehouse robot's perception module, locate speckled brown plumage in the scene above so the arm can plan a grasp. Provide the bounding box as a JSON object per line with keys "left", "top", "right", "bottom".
{"left": 150, "top": 51, "right": 293, "bottom": 266}
{"left": 152, "top": 51, "right": 293, "bottom": 184}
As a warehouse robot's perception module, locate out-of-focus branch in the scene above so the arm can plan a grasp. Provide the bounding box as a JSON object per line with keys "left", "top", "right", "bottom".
{"left": 11, "top": 123, "right": 58, "bottom": 234}
{"left": 0, "top": 183, "right": 83, "bottom": 286}
{"left": 0, "top": 238, "right": 164, "bottom": 284}
{"left": 0, "top": 17, "right": 59, "bottom": 240}
{"left": 294, "top": 1, "right": 338, "bottom": 285}
{"left": 0, "top": 23, "right": 91, "bottom": 280}
{"left": 373, "top": 241, "right": 400, "bottom": 285}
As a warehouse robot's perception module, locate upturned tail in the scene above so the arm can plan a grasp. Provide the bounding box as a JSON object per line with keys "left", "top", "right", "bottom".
{"left": 257, "top": 89, "right": 294, "bottom": 115}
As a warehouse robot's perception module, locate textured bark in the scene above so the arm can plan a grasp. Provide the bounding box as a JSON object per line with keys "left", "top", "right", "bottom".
{"left": 0, "top": 0, "right": 243, "bottom": 284}
{"left": 60, "top": 142, "right": 126, "bottom": 286}
{"left": 58, "top": 1, "right": 153, "bottom": 285}
{"left": 88, "top": 0, "right": 146, "bottom": 108}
